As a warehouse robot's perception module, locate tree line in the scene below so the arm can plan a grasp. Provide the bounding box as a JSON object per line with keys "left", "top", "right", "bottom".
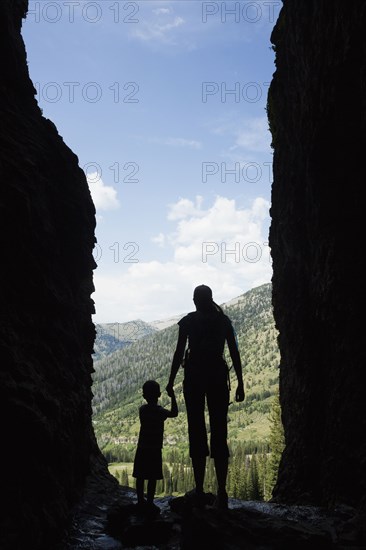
{"left": 112, "top": 391, "right": 285, "bottom": 502}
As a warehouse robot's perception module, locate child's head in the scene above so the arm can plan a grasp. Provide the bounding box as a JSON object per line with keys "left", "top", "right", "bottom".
{"left": 142, "top": 380, "right": 161, "bottom": 402}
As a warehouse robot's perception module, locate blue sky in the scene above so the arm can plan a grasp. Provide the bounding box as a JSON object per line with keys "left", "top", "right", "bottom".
{"left": 23, "top": 0, "right": 280, "bottom": 322}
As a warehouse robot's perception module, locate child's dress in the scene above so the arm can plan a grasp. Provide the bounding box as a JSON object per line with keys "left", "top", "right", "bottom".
{"left": 132, "top": 403, "right": 170, "bottom": 480}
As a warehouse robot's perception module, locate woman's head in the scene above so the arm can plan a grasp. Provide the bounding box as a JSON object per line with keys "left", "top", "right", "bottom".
{"left": 193, "top": 284, "right": 214, "bottom": 312}
{"left": 193, "top": 284, "right": 224, "bottom": 314}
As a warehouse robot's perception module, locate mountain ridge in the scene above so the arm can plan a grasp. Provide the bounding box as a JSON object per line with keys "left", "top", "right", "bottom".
{"left": 93, "top": 287, "right": 265, "bottom": 360}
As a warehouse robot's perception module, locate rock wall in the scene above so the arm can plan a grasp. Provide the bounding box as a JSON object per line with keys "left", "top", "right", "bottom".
{"left": 0, "top": 1, "right": 107, "bottom": 548}
{"left": 2, "top": 0, "right": 366, "bottom": 546}
{"left": 268, "top": 1, "right": 366, "bottom": 507}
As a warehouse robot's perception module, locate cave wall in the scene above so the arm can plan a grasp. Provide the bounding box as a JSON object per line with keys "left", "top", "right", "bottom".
{"left": 2, "top": 0, "right": 366, "bottom": 545}
{"left": 268, "top": 1, "right": 366, "bottom": 507}
{"left": 0, "top": 1, "right": 106, "bottom": 547}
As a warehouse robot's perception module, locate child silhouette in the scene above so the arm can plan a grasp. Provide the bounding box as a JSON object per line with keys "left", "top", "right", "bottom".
{"left": 133, "top": 380, "right": 178, "bottom": 514}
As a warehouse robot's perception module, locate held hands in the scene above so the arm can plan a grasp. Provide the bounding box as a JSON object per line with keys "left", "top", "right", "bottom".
{"left": 166, "top": 382, "right": 174, "bottom": 397}
{"left": 235, "top": 381, "right": 245, "bottom": 402}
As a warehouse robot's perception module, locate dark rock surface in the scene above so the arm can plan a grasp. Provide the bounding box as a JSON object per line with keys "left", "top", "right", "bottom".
{"left": 2, "top": 0, "right": 366, "bottom": 547}
{"left": 268, "top": 0, "right": 366, "bottom": 509}
{"left": 55, "top": 486, "right": 366, "bottom": 549}
{"left": 0, "top": 0, "right": 108, "bottom": 548}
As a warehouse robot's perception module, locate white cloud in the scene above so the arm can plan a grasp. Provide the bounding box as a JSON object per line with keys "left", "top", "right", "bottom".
{"left": 125, "top": 0, "right": 275, "bottom": 52}
{"left": 165, "top": 137, "right": 202, "bottom": 149}
{"left": 130, "top": 15, "right": 185, "bottom": 44}
{"left": 153, "top": 8, "right": 171, "bottom": 15}
{"left": 209, "top": 114, "right": 272, "bottom": 161}
{"left": 167, "top": 195, "right": 204, "bottom": 221}
{"left": 149, "top": 136, "right": 202, "bottom": 149}
{"left": 151, "top": 232, "right": 166, "bottom": 247}
{"left": 92, "top": 195, "right": 272, "bottom": 322}
{"left": 87, "top": 172, "right": 120, "bottom": 211}
{"left": 231, "top": 116, "right": 271, "bottom": 153}
{"left": 171, "top": 196, "right": 269, "bottom": 263}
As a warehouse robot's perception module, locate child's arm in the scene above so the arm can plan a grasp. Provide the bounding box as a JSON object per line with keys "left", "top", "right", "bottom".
{"left": 165, "top": 390, "right": 178, "bottom": 418}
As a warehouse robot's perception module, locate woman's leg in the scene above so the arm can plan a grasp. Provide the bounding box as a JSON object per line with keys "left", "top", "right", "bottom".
{"left": 184, "top": 378, "right": 209, "bottom": 492}
{"left": 147, "top": 479, "right": 157, "bottom": 504}
{"left": 136, "top": 477, "right": 145, "bottom": 505}
{"left": 207, "top": 376, "right": 230, "bottom": 498}
{"left": 214, "top": 456, "right": 228, "bottom": 493}
{"left": 191, "top": 455, "right": 206, "bottom": 494}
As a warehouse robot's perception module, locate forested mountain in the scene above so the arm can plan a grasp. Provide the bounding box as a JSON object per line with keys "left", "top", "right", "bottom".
{"left": 93, "top": 320, "right": 158, "bottom": 361}
{"left": 91, "top": 283, "right": 280, "bottom": 460}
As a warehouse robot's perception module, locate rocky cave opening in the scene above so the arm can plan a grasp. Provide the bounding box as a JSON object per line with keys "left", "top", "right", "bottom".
{"left": 1, "top": 1, "right": 366, "bottom": 548}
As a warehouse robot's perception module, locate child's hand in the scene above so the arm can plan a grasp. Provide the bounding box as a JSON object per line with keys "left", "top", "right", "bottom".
{"left": 166, "top": 383, "right": 174, "bottom": 397}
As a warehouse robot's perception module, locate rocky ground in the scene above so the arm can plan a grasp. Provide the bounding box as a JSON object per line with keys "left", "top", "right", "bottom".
{"left": 55, "top": 472, "right": 366, "bottom": 550}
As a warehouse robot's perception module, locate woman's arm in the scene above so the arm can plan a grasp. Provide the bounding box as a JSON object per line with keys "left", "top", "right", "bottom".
{"left": 166, "top": 326, "right": 187, "bottom": 396}
{"left": 226, "top": 322, "right": 245, "bottom": 402}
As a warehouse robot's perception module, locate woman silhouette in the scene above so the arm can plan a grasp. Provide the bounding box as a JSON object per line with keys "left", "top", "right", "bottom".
{"left": 166, "top": 284, "right": 244, "bottom": 509}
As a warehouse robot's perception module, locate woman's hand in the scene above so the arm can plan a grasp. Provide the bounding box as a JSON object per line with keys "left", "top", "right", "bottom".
{"left": 235, "top": 382, "right": 245, "bottom": 402}
{"left": 166, "top": 382, "right": 174, "bottom": 397}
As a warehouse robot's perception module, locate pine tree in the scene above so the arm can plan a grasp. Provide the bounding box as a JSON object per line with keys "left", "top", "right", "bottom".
{"left": 237, "top": 460, "right": 247, "bottom": 500}
{"left": 177, "top": 464, "right": 185, "bottom": 494}
{"left": 120, "top": 468, "right": 129, "bottom": 487}
{"left": 229, "top": 459, "right": 241, "bottom": 498}
{"left": 266, "top": 390, "right": 285, "bottom": 499}
{"left": 257, "top": 452, "right": 268, "bottom": 499}
{"left": 156, "top": 478, "right": 164, "bottom": 495}
{"left": 204, "top": 459, "right": 217, "bottom": 494}
{"left": 171, "top": 463, "right": 179, "bottom": 493}
{"left": 163, "top": 463, "right": 172, "bottom": 496}
{"left": 247, "top": 455, "right": 261, "bottom": 500}
{"left": 186, "top": 464, "right": 194, "bottom": 493}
